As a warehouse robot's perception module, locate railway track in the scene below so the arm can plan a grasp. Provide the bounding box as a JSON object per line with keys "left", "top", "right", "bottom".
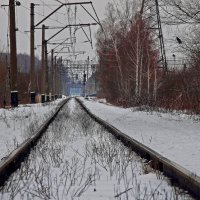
{"left": 76, "top": 98, "right": 200, "bottom": 199}
{"left": 0, "top": 98, "right": 198, "bottom": 199}
{"left": 0, "top": 98, "right": 70, "bottom": 187}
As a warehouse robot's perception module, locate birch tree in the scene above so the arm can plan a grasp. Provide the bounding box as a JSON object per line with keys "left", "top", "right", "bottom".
{"left": 96, "top": 0, "right": 159, "bottom": 106}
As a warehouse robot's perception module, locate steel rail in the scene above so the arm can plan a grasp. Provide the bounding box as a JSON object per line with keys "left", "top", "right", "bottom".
{"left": 75, "top": 97, "right": 200, "bottom": 199}
{"left": 0, "top": 98, "right": 70, "bottom": 186}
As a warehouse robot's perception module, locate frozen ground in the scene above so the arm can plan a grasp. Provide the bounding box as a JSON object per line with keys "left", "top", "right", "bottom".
{"left": 80, "top": 97, "right": 200, "bottom": 177}
{"left": 0, "top": 99, "right": 64, "bottom": 160}
{"left": 0, "top": 99, "right": 193, "bottom": 199}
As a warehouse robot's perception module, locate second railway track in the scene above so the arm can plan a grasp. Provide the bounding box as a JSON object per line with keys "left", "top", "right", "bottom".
{"left": 0, "top": 98, "right": 197, "bottom": 199}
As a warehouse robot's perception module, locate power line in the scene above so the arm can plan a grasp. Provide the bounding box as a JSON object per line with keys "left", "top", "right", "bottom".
{"left": 38, "top": 0, "right": 67, "bottom": 16}
{"left": 21, "top": 4, "right": 66, "bottom": 26}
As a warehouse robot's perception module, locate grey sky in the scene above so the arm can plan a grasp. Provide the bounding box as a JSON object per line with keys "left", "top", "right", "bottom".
{"left": 0, "top": 0, "right": 185, "bottom": 62}
{"left": 0, "top": 0, "right": 112, "bottom": 60}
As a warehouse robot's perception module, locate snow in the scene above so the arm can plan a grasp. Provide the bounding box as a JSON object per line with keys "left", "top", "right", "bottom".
{"left": 0, "top": 99, "right": 64, "bottom": 160}
{"left": 80, "top": 97, "right": 200, "bottom": 177}
{"left": 0, "top": 98, "right": 193, "bottom": 199}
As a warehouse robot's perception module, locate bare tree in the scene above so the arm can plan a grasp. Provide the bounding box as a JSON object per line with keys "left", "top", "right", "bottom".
{"left": 96, "top": 0, "right": 159, "bottom": 106}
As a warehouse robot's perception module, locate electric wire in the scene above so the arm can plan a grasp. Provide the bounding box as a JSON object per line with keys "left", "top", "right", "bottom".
{"left": 38, "top": 0, "right": 67, "bottom": 16}
{"left": 62, "top": 0, "right": 96, "bottom": 59}
{"left": 20, "top": 4, "right": 66, "bottom": 26}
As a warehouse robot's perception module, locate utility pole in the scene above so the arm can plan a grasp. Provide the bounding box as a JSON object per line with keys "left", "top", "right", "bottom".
{"left": 51, "top": 49, "right": 54, "bottom": 100}
{"left": 30, "top": 1, "right": 101, "bottom": 99}
{"left": 57, "top": 58, "right": 59, "bottom": 97}
{"left": 9, "top": 0, "right": 18, "bottom": 107}
{"left": 44, "top": 39, "right": 49, "bottom": 101}
{"left": 30, "top": 3, "right": 35, "bottom": 103}
{"left": 41, "top": 24, "right": 46, "bottom": 103}
{"left": 58, "top": 57, "right": 62, "bottom": 97}
{"left": 87, "top": 56, "right": 89, "bottom": 80}
{"left": 60, "top": 57, "right": 63, "bottom": 96}
{"left": 56, "top": 57, "right": 60, "bottom": 99}
{"left": 54, "top": 56, "right": 57, "bottom": 99}
{"left": 4, "top": 55, "right": 9, "bottom": 108}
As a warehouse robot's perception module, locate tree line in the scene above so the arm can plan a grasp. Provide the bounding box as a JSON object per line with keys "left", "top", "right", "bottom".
{"left": 0, "top": 53, "right": 41, "bottom": 106}
{"left": 96, "top": 0, "right": 200, "bottom": 113}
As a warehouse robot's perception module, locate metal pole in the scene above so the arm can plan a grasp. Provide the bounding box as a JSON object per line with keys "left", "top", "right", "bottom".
{"left": 30, "top": 3, "right": 36, "bottom": 103}
{"left": 57, "top": 58, "right": 59, "bottom": 97}
{"left": 140, "top": 0, "right": 145, "bottom": 15}
{"left": 41, "top": 25, "right": 46, "bottom": 102}
{"left": 155, "top": 0, "right": 168, "bottom": 72}
{"left": 57, "top": 57, "right": 60, "bottom": 98}
{"left": 51, "top": 49, "right": 54, "bottom": 100}
{"left": 54, "top": 56, "right": 57, "bottom": 99}
{"left": 9, "top": 0, "right": 18, "bottom": 107}
{"left": 34, "top": 2, "right": 92, "bottom": 28}
{"left": 41, "top": 25, "right": 45, "bottom": 94}
{"left": 87, "top": 56, "right": 89, "bottom": 80}
{"left": 58, "top": 57, "right": 62, "bottom": 97}
{"left": 44, "top": 40, "right": 49, "bottom": 101}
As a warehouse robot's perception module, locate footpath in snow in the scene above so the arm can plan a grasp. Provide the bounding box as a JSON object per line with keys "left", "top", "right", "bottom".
{"left": 0, "top": 99, "right": 64, "bottom": 160}
{"left": 80, "top": 97, "right": 200, "bottom": 177}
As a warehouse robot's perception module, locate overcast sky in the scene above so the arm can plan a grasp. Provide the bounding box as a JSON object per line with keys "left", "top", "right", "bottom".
{"left": 0, "top": 0, "right": 185, "bottom": 63}
{"left": 0, "top": 0, "right": 112, "bottom": 61}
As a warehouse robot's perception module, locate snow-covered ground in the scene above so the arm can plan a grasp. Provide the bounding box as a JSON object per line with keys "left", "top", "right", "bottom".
{"left": 0, "top": 99, "right": 193, "bottom": 199}
{"left": 80, "top": 97, "right": 200, "bottom": 177}
{"left": 0, "top": 99, "right": 64, "bottom": 160}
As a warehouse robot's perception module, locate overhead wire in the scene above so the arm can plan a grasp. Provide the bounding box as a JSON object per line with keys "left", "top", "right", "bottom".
{"left": 20, "top": 4, "right": 66, "bottom": 26}
{"left": 63, "top": 0, "right": 96, "bottom": 57}
{"left": 38, "top": 0, "right": 67, "bottom": 16}
{"left": 54, "top": 0, "right": 63, "bottom": 5}
{"left": 12, "top": 0, "right": 99, "bottom": 76}
{"left": 64, "top": 0, "right": 77, "bottom": 58}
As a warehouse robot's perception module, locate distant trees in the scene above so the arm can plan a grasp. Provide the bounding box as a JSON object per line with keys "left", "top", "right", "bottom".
{"left": 0, "top": 52, "right": 41, "bottom": 106}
